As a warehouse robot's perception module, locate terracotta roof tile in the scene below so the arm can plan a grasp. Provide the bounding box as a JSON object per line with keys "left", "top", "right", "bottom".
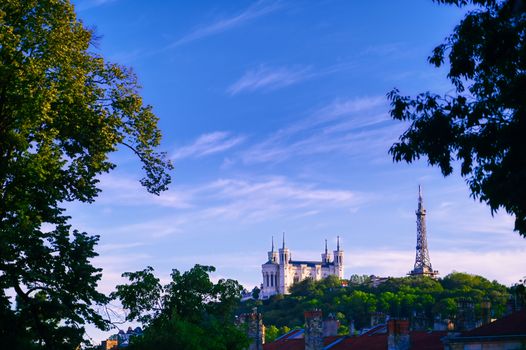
{"left": 264, "top": 330, "right": 447, "bottom": 349}
{"left": 461, "top": 309, "right": 526, "bottom": 337}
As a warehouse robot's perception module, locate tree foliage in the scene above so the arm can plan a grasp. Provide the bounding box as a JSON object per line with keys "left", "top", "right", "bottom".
{"left": 0, "top": 0, "right": 172, "bottom": 348}
{"left": 388, "top": 0, "right": 526, "bottom": 236}
{"left": 112, "top": 265, "right": 249, "bottom": 350}
{"left": 239, "top": 273, "right": 510, "bottom": 331}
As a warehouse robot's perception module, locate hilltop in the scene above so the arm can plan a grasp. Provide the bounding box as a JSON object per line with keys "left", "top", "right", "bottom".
{"left": 237, "top": 272, "right": 512, "bottom": 341}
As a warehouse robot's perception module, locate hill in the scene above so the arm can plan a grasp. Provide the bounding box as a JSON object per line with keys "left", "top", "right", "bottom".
{"left": 237, "top": 272, "right": 511, "bottom": 341}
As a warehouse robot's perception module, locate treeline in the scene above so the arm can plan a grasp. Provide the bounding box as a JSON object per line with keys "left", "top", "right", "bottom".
{"left": 238, "top": 272, "right": 511, "bottom": 339}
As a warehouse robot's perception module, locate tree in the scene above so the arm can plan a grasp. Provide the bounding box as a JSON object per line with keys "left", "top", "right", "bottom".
{"left": 0, "top": 0, "right": 172, "bottom": 348}
{"left": 112, "top": 265, "right": 249, "bottom": 350}
{"left": 250, "top": 272, "right": 510, "bottom": 332}
{"left": 251, "top": 286, "right": 261, "bottom": 300}
{"left": 511, "top": 277, "right": 526, "bottom": 309}
{"left": 265, "top": 325, "right": 280, "bottom": 343}
{"left": 388, "top": 0, "right": 526, "bottom": 236}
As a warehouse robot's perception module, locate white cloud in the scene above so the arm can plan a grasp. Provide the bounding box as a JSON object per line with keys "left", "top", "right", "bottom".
{"left": 75, "top": 0, "right": 117, "bottom": 11}
{"left": 240, "top": 96, "right": 395, "bottom": 164}
{"left": 347, "top": 247, "right": 526, "bottom": 286}
{"left": 97, "top": 174, "right": 193, "bottom": 209}
{"left": 361, "top": 42, "right": 406, "bottom": 57}
{"left": 93, "top": 252, "right": 153, "bottom": 294}
{"left": 205, "top": 177, "right": 358, "bottom": 202}
{"left": 108, "top": 217, "right": 186, "bottom": 238}
{"left": 93, "top": 174, "right": 371, "bottom": 228}
{"left": 168, "top": 0, "right": 282, "bottom": 48}
{"left": 93, "top": 171, "right": 371, "bottom": 225}
{"left": 172, "top": 131, "right": 245, "bottom": 160}
{"left": 191, "top": 176, "right": 370, "bottom": 223}
{"left": 227, "top": 65, "right": 312, "bottom": 95}
{"left": 227, "top": 61, "right": 358, "bottom": 95}
{"left": 98, "top": 242, "right": 147, "bottom": 253}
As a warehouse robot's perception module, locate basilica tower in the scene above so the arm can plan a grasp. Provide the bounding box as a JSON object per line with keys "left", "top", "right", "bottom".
{"left": 333, "top": 236, "right": 344, "bottom": 278}
{"left": 267, "top": 236, "right": 278, "bottom": 264}
{"left": 278, "top": 233, "right": 290, "bottom": 293}
{"left": 321, "top": 239, "right": 332, "bottom": 263}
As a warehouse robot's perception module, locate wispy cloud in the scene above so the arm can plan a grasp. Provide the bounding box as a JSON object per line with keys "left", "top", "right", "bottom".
{"left": 172, "top": 131, "right": 245, "bottom": 160}
{"left": 206, "top": 177, "right": 360, "bottom": 203}
{"left": 192, "top": 176, "right": 370, "bottom": 223}
{"left": 97, "top": 175, "right": 193, "bottom": 209}
{"left": 240, "top": 96, "right": 394, "bottom": 164}
{"left": 98, "top": 242, "right": 147, "bottom": 253}
{"left": 227, "top": 65, "right": 312, "bottom": 95}
{"left": 95, "top": 174, "right": 371, "bottom": 227}
{"left": 361, "top": 42, "right": 406, "bottom": 57}
{"left": 227, "top": 61, "right": 357, "bottom": 95}
{"left": 75, "top": 0, "right": 117, "bottom": 11}
{"left": 168, "top": 0, "right": 282, "bottom": 49}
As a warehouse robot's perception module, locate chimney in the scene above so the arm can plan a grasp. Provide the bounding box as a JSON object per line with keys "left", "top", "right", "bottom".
{"left": 304, "top": 310, "right": 324, "bottom": 350}
{"left": 387, "top": 319, "right": 410, "bottom": 350}
{"left": 238, "top": 309, "right": 265, "bottom": 350}
{"left": 370, "top": 311, "right": 386, "bottom": 326}
{"left": 481, "top": 300, "right": 491, "bottom": 326}
{"left": 349, "top": 319, "right": 356, "bottom": 336}
{"left": 456, "top": 299, "right": 475, "bottom": 331}
{"left": 323, "top": 313, "right": 339, "bottom": 337}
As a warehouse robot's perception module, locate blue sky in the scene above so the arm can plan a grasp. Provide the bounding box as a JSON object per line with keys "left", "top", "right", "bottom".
{"left": 70, "top": 0, "right": 525, "bottom": 339}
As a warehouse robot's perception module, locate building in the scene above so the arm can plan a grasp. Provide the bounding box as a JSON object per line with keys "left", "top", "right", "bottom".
{"left": 443, "top": 309, "right": 526, "bottom": 349}
{"left": 253, "top": 309, "right": 526, "bottom": 350}
{"left": 260, "top": 311, "right": 446, "bottom": 350}
{"left": 99, "top": 326, "right": 143, "bottom": 349}
{"left": 260, "top": 235, "right": 344, "bottom": 299}
{"left": 237, "top": 310, "right": 265, "bottom": 350}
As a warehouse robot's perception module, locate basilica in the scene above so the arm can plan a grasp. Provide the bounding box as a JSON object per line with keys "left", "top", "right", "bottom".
{"left": 260, "top": 235, "right": 344, "bottom": 299}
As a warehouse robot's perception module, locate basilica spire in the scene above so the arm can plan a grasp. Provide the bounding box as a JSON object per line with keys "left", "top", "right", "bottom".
{"left": 337, "top": 235, "right": 340, "bottom": 251}
{"left": 282, "top": 232, "right": 285, "bottom": 249}
{"left": 321, "top": 238, "right": 331, "bottom": 263}
{"left": 268, "top": 236, "right": 278, "bottom": 263}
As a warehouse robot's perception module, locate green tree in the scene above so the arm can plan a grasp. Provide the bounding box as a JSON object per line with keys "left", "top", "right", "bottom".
{"left": 0, "top": 0, "right": 172, "bottom": 348}
{"left": 251, "top": 286, "right": 261, "bottom": 300}
{"left": 252, "top": 273, "right": 510, "bottom": 333}
{"left": 112, "top": 265, "right": 249, "bottom": 350}
{"left": 265, "top": 325, "right": 280, "bottom": 343}
{"left": 388, "top": 0, "right": 526, "bottom": 236}
{"left": 342, "top": 291, "right": 377, "bottom": 328}
{"left": 511, "top": 277, "right": 526, "bottom": 309}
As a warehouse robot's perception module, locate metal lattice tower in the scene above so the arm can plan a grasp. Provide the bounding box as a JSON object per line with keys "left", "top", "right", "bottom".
{"left": 409, "top": 185, "right": 438, "bottom": 278}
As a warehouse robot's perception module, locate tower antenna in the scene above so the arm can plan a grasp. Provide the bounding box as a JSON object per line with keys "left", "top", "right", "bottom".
{"left": 409, "top": 185, "right": 438, "bottom": 278}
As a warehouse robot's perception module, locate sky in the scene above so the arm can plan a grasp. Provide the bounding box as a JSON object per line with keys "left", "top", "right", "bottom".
{"left": 69, "top": 0, "right": 526, "bottom": 341}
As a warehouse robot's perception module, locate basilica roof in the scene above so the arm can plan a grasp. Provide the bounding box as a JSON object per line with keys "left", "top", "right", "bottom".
{"left": 290, "top": 260, "right": 333, "bottom": 267}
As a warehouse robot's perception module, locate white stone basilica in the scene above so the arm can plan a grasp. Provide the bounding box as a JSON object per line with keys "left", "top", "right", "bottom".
{"left": 260, "top": 235, "right": 344, "bottom": 299}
